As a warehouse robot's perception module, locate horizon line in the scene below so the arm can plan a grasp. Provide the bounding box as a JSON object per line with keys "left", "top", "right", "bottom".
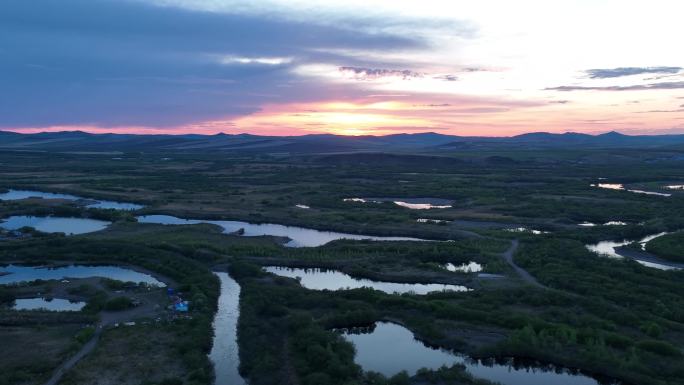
{"left": 0, "top": 128, "right": 669, "bottom": 139}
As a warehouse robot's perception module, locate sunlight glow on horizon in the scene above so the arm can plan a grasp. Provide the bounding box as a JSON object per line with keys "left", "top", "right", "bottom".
{"left": 2, "top": 0, "right": 683, "bottom": 136}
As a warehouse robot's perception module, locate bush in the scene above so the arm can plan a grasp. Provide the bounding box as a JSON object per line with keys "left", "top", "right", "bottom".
{"left": 640, "top": 322, "right": 663, "bottom": 338}
{"left": 0, "top": 287, "right": 14, "bottom": 304}
{"left": 158, "top": 378, "right": 183, "bottom": 385}
{"left": 637, "top": 340, "right": 682, "bottom": 357}
{"left": 101, "top": 278, "right": 131, "bottom": 290}
{"left": 75, "top": 327, "right": 96, "bottom": 344}
{"left": 104, "top": 296, "right": 134, "bottom": 311}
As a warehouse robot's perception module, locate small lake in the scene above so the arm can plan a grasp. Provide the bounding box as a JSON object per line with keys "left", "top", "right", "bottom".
{"left": 342, "top": 322, "right": 612, "bottom": 385}
{"left": 12, "top": 297, "right": 86, "bottom": 311}
{"left": 345, "top": 197, "right": 452, "bottom": 209}
{"left": 0, "top": 189, "right": 144, "bottom": 210}
{"left": 578, "top": 221, "right": 627, "bottom": 227}
{"left": 506, "top": 227, "right": 548, "bottom": 235}
{"left": 416, "top": 218, "right": 448, "bottom": 224}
{"left": 586, "top": 232, "right": 680, "bottom": 270}
{"left": 209, "top": 272, "right": 246, "bottom": 385}
{"left": 445, "top": 262, "right": 483, "bottom": 273}
{"left": 86, "top": 201, "right": 144, "bottom": 210}
{"left": 0, "top": 264, "right": 165, "bottom": 286}
{"left": 591, "top": 183, "right": 671, "bottom": 197}
{"left": 0, "top": 216, "right": 110, "bottom": 235}
{"left": 263, "top": 266, "right": 470, "bottom": 295}
{"left": 137, "top": 215, "right": 423, "bottom": 248}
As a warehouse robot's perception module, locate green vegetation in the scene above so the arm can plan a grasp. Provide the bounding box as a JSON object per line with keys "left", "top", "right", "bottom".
{"left": 2, "top": 147, "right": 684, "bottom": 384}
{"left": 0, "top": 286, "right": 14, "bottom": 304}
{"left": 646, "top": 231, "right": 684, "bottom": 262}
{"left": 0, "top": 324, "right": 83, "bottom": 385}
{"left": 0, "top": 228, "right": 219, "bottom": 385}
{"left": 74, "top": 327, "right": 96, "bottom": 344}
{"left": 104, "top": 296, "right": 135, "bottom": 311}
{"left": 61, "top": 324, "right": 207, "bottom": 385}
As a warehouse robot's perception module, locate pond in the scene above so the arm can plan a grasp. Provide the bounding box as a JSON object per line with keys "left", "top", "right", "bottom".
{"left": 86, "top": 201, "right": 144, "bottom": 210}
{"left": 506, "top": 227, "right": 548, "bottom": 235}
{"left": 445, "top": 262, "right": 483, "bottom": 273}
{"left": 578, "top": 221, "right": 627, "bottom": 227}
{"left": 416, "top": 218, "right": 448, "bottom": 224}
{"left": 12, "top": 297, "right": 86, "bottom": 311}
{"left": 0, "top": 216, "right": 111, "bottom": 235}
{"left": 0, "top": 189, "right": 144, "bottom": 210}
{"left": 586, "top": 232, "right": 681, "bottom": 270}
{"left": 209, "top": 272, "right": 246, "bottom": 385}
{"left": 344, "top": 197, "right": 452, "bottom": 209}
{"left": 0, "top": 264, "right": 165, "bottom": 286}
{"left": 341, "top": 322, "right": 615, "bottom": 385}
{"left": 137, "top": 215, "right": 423, "bottom": 248}
{"left": 591, "top": 183, "right": 671, "bottom": 197}
{"left": 263, "top": 266, "right": 470, "bottom": 295}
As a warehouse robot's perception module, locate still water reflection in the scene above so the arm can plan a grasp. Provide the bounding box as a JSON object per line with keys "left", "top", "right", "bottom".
{"left": 137, "top": 215, "right": 422, "bottom": 247}
{"left": 209, "top": 272, "right": 246, "bottom": 385}
{"left": 342, "top": 322, "right": 613, "bottom": 385}
{"left": 0, "top": 264, "right": 164, "bottom": 286}
{"left": 0, "top": 216, "right": 110, "bottom": 235}
{"left": 264, "top": 266, "right": 470, "bottom": 295}
{"left": 12, "top": 297, "right": 85, "bottom": 311}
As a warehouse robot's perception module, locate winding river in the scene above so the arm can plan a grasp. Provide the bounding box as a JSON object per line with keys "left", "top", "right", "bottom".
{"left": 209, "top": 272, "right": 246, "bottom": 385}
{"left": 586, "top": 232, "right": 682, "bottom": 270}
{"left": 137, "top": 214, "right": 423, "bottom": 247}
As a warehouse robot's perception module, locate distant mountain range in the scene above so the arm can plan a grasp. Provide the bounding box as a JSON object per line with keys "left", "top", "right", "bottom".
{"left": 2, "top": 130, "right": 684, "bottom": 154}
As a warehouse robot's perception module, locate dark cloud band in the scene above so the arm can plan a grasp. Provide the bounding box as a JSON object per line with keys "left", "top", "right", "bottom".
{"left": 0, "top": 0, "right": 428, "bottom": 128}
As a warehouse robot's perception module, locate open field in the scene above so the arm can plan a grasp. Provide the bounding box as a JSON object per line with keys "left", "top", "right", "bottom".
{"left": 0, "top": 324, "right": 83, "bottom": 385}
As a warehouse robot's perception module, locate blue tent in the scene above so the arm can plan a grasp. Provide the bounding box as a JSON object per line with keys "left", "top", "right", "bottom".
{"left": 174, "top": 301, "right": 189, "bottom": 312}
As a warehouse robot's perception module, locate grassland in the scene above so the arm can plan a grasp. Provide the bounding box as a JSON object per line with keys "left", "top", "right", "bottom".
{"left": 1, "top": 147, "right": 684, "bottom": 384}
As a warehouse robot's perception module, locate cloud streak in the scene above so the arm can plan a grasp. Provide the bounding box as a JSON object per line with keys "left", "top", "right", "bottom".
{"left": 585, "top": 66, "right": 682, "bottom": 79}
{"left": 547, "top": 81, "right": 684, "bottom": 91}
{"left": 339, "top": 66, "right": 423, "bottom": 80}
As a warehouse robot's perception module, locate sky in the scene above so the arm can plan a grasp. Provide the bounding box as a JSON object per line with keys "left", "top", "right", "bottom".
{"left": 1, "top": 0, "right": 683, "bottom": 137}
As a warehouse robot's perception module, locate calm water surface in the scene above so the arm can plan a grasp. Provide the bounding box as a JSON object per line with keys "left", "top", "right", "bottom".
{"left": 586, "top": 232, "right": 680, "bottom": 270}
{"left": 579, "top": 221, "right": 627, "bottom": 227}
{"left": 13, "top": 297, "right": 86, "bottom": 311}
{"left": 506, "top": 227, "right": 548, "bottom": 235}
{"left": 0, "top": 264, "right": 164, "bottom": 286}
{"left": 86, "top": 201, "right": 144, "bottom": 210}
{"left": 345, "top": 197, "right": 452, "bottom": 209}
{"left": 591, "top": 183, "right": 671, "bottom": 197}
{"left": 0, "top": 216, "right": 110, "bottom": 235}
{"left": 209, "top": 272, "right": 246, "bottom": 385}
{"left": 445, "top": 262, "right": 483, "bottom": 273}
{"left": 264, "top": 266, "right": 469, "bottom": 294}
{"left": 137, "top": 215, "right": 422, "bottom": 247}
{"left": 0, "top": 189, "right": 143, "bottom": 210}
{"left": 342, "top": 322, "right": 611, "bottom": 385}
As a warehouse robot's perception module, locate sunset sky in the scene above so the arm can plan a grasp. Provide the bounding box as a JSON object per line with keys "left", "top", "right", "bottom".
{"left": 2, "top": 0, "right": 683, "bottom": 136}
